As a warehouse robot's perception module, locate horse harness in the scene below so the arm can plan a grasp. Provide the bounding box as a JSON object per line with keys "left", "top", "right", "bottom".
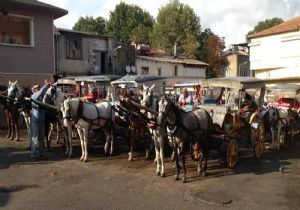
{"left": 66, "top": 99, "right": 112, "bottom": 128}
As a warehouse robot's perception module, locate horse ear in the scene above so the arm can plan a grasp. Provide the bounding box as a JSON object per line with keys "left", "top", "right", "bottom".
{"left": 14, "top": 80, "right": 18, "bottom": 85}
{"left": 150, "top": 83, "right": 155, "bottom": 90}
{"left": 143, "top": 84, "right": 146, "bottom": 90}
{"left": 8, "top": 80, "right": 11, "bottom": 85}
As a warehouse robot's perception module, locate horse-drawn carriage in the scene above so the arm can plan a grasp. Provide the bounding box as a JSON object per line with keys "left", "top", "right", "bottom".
{"left": 265, "top": 84, "right": 300, "bottom": 149}
{"left": 199, "top": 77, "right": 266, "bottom": 168}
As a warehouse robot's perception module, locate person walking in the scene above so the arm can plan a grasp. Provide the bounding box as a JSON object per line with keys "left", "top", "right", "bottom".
{"left": 30, "top": 81, "right": 50, "bottom": 161}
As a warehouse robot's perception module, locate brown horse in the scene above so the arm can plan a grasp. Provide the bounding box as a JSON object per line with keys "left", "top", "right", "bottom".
{"left": 118, "top": 92, "right": 149, "bottom": 162}
{"left": 6, "top": 81, "right": 20, "bottom": 141}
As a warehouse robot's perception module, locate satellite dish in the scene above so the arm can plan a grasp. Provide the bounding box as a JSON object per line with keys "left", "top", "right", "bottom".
{"left": 126, "top": 65, "right": 131, "bottom": 73}
{"left": 131, "top": 66, "right": 136, "bottom": 73}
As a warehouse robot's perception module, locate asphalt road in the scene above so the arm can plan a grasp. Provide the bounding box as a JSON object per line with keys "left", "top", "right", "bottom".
{"left": 0, "top": 130, "right": 299, "bottom": 210}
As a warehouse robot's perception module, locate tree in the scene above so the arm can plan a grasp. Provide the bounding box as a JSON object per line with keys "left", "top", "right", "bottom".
{"left": 150, "top": 0, "right": 201, "bottom": 58}
{"left": 247, "top": 17, "right": 284, "bottom": 36}
{"left": 106, "top": 2, "right": 154, "bottom": 44}
{"left": 197, "top": 29, "right": 228, "bottom": 78}
{"left": 73, "top": 16, "right": 106, "bottom": 35}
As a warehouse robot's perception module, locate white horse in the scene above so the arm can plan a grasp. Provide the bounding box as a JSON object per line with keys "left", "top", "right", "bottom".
{"left": 61, "top": 98, "right": 115, "bottom": 162}
{"left": 141, "top": 84, "right": 168, "bottom": 176}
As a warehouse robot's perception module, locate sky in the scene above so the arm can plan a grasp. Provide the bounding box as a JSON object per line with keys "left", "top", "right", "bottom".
{"left": 40, "top": 0, "right": 300, "bottom": 46}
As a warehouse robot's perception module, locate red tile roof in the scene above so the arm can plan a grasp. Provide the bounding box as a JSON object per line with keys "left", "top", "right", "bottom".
{"left": 248, "top": 16, "right": 300, "bottom": 39}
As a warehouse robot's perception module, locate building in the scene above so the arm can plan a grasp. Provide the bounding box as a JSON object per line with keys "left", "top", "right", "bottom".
{"left": 136, "top": 56, "right": 208, "bottom": 86}
{"left": 0, "top": 0, "right": 67, "bottom": 86}
{"left": 247, "top": 16, "right": 300, "bottom": 84}
{"left": 55, "top": 29, "right": 116, "bottom": 77}
{"left": 224, "top": 43, "right": 251, "bottom": 77}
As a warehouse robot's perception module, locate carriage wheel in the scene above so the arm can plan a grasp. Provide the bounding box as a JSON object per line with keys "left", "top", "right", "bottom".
{"left": 253, "top": 122, "right": 265, "bottom": 159}
{"left": 226, "top": 139, "right": 238, "bottom": 169}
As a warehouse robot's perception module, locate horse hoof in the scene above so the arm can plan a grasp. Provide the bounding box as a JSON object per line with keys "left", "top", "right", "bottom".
{"left": 68, "top": 154, "right": 73, "bottom": 159}
{"left": 80, "top": 158, "right": 83, "bottom": 161}
{"left": 202, "top": 172, "right": 207, "bottom": 177}
{"left": 182, "top": 177, "right": 186, "bottom": 183}
{"left": 15, "top": 139, "right": 19, "bottom": 141}
{"left": 156, "top": 171, "right": 160, "bottom": 176}
{"left": 174, "top": 175, "right": 180, "bottom": 181}
{"left": 109, "top": 153, "right": 114, "bottom": 157}
{"left": 83, "top": 159, "right": 88, "bottom": 162}
{"left": 161, "top": 173, "right": 166, "bottom": 177}
{"left": 128, "top": 158, "right": 133, "bottom": 162}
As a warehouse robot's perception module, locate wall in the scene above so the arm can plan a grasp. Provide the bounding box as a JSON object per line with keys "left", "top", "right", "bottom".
{"left": 249, "top": 30, "right": 300, "bottom": 82}
{"left": 136, "top": 57, "right": 206, "bottom": 86}
{"left": 0, "top": 7, "right": 55, "bottom": 77}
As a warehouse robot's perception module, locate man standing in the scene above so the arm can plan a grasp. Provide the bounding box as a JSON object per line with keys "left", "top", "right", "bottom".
{"left": 30, "top": 81, "right": 50, "bottom": 161}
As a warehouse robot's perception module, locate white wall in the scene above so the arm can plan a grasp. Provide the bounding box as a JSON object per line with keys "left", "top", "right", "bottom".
{"left": 249, "top": 30, "right": 300, "bottom": 81}
{"left": 136, "top": 58, "right": 206, "bottom": 86}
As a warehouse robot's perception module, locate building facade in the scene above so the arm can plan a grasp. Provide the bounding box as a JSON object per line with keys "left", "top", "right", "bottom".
{"left": 55, "top": 29, "right": 116, "bottom": 76}
{"left": 0, "top": 0, "right": 67, "bottom": 86}
{"left": 225, "top": 44, "right": 250, "bottom": 77}
{"left": 248, "top": 16, "right": 300, "bottom": 84}
{"left": 136, "top": 56, "right": 207, "bottom": 86}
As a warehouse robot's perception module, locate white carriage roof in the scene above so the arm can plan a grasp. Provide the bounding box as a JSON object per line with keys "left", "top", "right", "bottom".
{"left": 75, "top": 75, "right": 121, "bottom": 83}
{"left": 57, "top": 77, "right": 76, "bottom": 85}
{"left": 172, "top": 80, "right": 202, "bottom": 87}
{"left": 202, "top": 77, "right": 265, "bottom": 89}
{"left": 266, "top": 84, "right": 300, "bottom": 92}
{"left": 111, "top": 74, "right": 166, "bottom": 85}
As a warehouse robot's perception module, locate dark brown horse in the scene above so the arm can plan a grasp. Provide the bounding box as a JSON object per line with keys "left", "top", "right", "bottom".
{"left": 118, "top": 92, "right": 149, "bottom": 161}
{"left": 157, "top": 97, "right": 213, "bottom": 183}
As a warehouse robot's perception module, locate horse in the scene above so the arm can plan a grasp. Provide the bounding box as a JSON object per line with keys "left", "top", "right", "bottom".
{"left": 118, "top": 91, "right": 150, "bottom": 162}
{"left": 61, "top": 98, "right": 115, "bottom": 162}
{"left": 157, "top": 97, "right": 213, "bottom": 183}
{"left": 6, "top": 80, "right": 21, "bottom": 141}
{"left": 43, "top": 85, "right": 67, "bottom": 151}
{"left": 267, "top": 105, "right": 298, "bottom": 149}
{"left": 141, "top": 83, "right": 168, "bottom": 176}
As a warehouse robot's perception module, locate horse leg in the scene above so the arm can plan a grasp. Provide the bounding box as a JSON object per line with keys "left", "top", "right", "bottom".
{"left": 77, "top": 128, "right": 84, "bottom": 161}
{"left": 13, "top": 110, "right": 19, "bottom": 141}
{"left": 83, "top": 128, "right": 89, "bottom": 162}
{"left": 128, "top": 129, "right": 134, "bottom": 161}
{"left": 67, "top": 125, "right": 73, "bottom": 158}
{"left": 45, "top": 124, "right": 51, "bottom": 151}
{"left": 202, "top": 141, "right": 209, "bottom": 177}
{"left": 143, "top": 128, "right": 150, "bottom": 160}
{"left": 173, "top": 141, "right": 180, "bottom": 181}
{"left": 277, "top": 126, "right": 281, "bottom": 150}
{"left": 103, "top": 127, "right": 110, "bottom": 156}
{"left": 180, "top": 142, "right": 186, "bottom": 183}
{"left": 109, "top": 125, "right": 114, "bottom": 156}
{"left": 153, "top": 135, "right": 161, "bottom": 176}
{"left": 55, "top": 122, "right": 60, "bottom": 144}
{"left": 159, "top": 135, "right": 166, "bottom": 177}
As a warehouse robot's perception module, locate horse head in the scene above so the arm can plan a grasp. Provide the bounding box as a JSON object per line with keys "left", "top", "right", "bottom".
{"left": 141, "top": 83, "right": 155, "bottom": 108}
{"left": 43, "top": 85, "right": 65, "bottom": 108}
{"left": 7, "top": 80, "right": 20, "bottom": 99}
{"left": 157, "top": 96, "right": 174, "bottom": 126}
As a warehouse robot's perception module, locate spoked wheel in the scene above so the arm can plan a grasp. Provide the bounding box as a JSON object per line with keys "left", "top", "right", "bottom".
{"left": 252, "top": 122, "right": 265, "bottom": 159}
{"left": 226, "top": 139, "right": 238, "bottom": 169}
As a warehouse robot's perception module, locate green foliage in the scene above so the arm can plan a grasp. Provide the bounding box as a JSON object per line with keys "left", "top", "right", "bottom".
{"left": 150, "top": 0, "right": 201, "bottom": 58}
{"left": 247, "top": 17, "right": 284, "bottom": 36}
{"left": 73, "top": 16, "right": 106, "bottom": 35}
{"left": 106, "top": 2, "right": 154, "bottom": 44}
{"left": 197, "top": 29, "right": 228, "bottom": 78}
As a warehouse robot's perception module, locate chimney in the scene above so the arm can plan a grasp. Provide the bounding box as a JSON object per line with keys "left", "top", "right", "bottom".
{"left": 174, "top": 42, "right": 178, "bottom": 58}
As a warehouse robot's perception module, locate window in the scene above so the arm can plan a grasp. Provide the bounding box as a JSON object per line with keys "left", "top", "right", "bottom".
{"left": 157, "top": 68, "right": 161, "bottom": 76}
{"left": 66, "top": 39, "right": 82, "bottom": 59}
{"left": 141, "top": 67, "right": 149, "bottom": 75}
{"left": 0, "top": 14, "right": 33, "bottom": 46}
{"left": 174, "top": 66, "right": 178, "bottom": 76}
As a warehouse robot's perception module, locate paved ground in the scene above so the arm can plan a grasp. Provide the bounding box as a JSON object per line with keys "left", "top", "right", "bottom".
{"left": 0, "top": 130, "right": 299, "bottom": 210}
